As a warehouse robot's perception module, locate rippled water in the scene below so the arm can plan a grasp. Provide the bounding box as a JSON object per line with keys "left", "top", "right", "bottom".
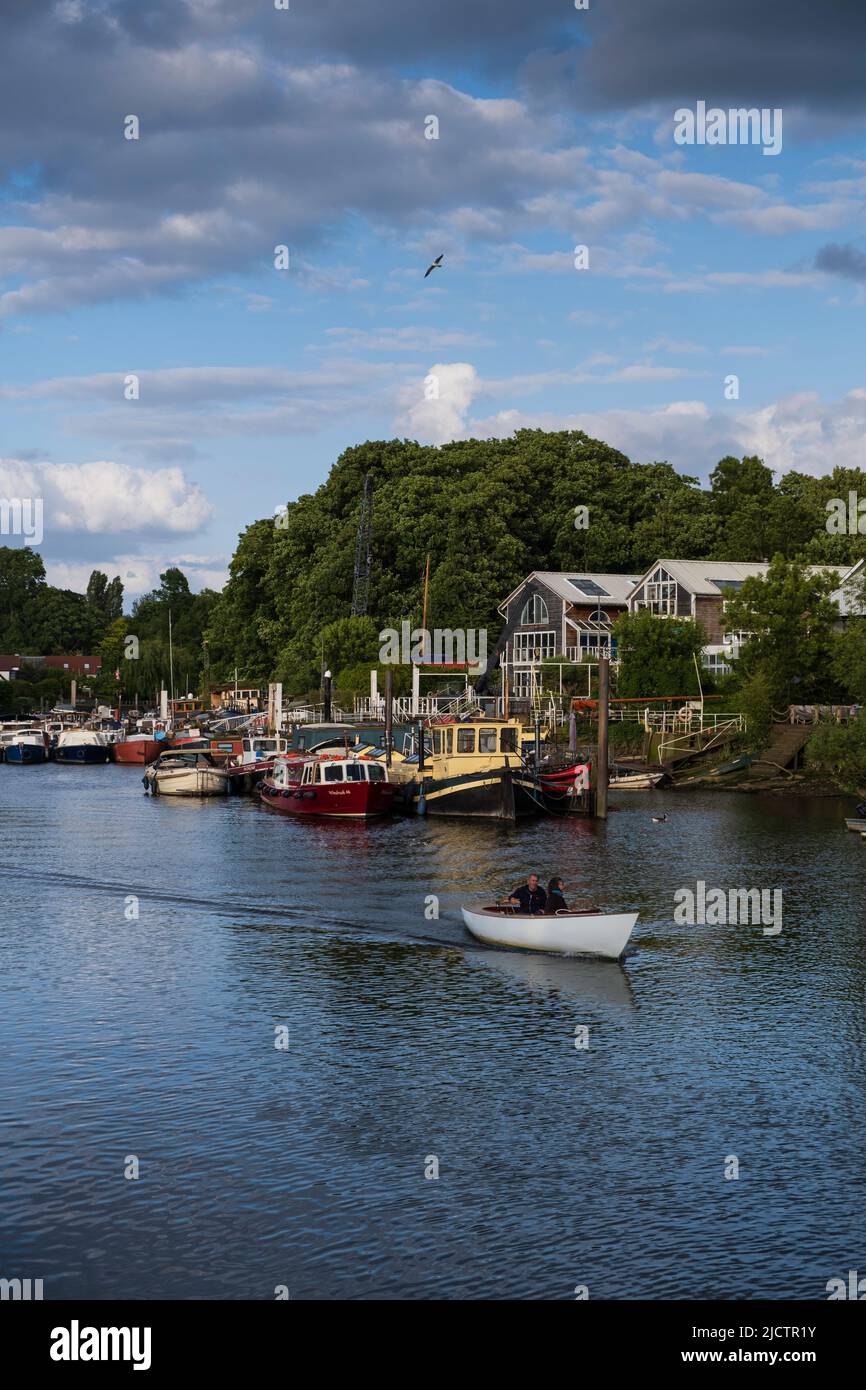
{"left": 1, "top": 762, "right": 865, "bottom": 1299}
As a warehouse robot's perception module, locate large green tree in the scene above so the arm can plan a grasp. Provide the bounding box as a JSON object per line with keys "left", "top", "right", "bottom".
{"left": 611, "top": 609, "right": 707, "bottom": 698}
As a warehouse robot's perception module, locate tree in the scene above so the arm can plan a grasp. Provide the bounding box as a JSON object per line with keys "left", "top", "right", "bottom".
{"left": 0, "top": 546, "right": 46, "bottom": 647}
{"left": 723, "top": 555, "right": 840, "bottom": 704}
{"left": 612, "top": 610, "right": 706, "bottom": 698}
{"left": 86, "top": 570, "right": 124, "bottom": 622}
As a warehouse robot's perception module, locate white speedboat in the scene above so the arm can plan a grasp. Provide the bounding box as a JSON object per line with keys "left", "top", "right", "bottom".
{"left": 609, "top": 770, "right": 665, "bottom": 789}
{"left": 143, "top": 750, "right": 228, "bottom": 797}
{"left": 461, "top": 903, "right": 638, "bottom": 959}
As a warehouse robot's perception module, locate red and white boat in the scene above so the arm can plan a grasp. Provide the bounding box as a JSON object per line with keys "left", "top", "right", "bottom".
{"left": 113, "top": 733, "right": 166, "bottom": 765}
{"left": 259, "top": 755, "right": 396, "bottom": 819}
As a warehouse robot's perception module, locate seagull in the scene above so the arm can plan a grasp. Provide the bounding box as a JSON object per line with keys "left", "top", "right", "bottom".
{"left": 424, "top": 254, "right": 444, "bottom": 278}
{"left": 651, "top": 814, "right": 668, "bottom": 823}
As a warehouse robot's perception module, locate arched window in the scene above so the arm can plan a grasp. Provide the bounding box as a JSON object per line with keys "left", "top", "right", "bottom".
{"left": 520, "top": 593, "right": 549, "bottom": 624}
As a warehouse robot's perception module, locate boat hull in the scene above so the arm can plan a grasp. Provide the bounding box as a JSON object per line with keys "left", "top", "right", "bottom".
{"left": 416, "top": 767, "right": 541, "bottom": 820}
{"left": 259, "top": 779, "right": 395, "bottom": 818}
{"left": 845, "top": 818, "right": 866, "bottom": 832}
{"left": 461, "top": 904, "right": 638, "bottom": 959}
{"left": 54, "top": 745, "right": 111, "bottom": 764}
{"left": 145, "top": 767, "right": 228, "bottom": 795}
{"left": 4, "top": 743, "right": 48, "bottom": 764}
{"left": 114, "top": 738, "right": 163, "bottom": 765}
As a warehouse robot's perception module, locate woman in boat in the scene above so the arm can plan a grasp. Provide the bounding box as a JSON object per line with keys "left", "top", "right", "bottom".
{"left": 547, "top": 877, "right": 569, "bottom": 914}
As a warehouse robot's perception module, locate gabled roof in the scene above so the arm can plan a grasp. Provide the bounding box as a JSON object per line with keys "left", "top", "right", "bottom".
{"left": 631, "top": 560, "right": 771, "bottom": 597}
{"left": 499, "top": 571, "right": 641, "bottom": 615}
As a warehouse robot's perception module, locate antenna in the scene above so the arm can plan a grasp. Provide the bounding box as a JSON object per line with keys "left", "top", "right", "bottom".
{"left": 351, "top": 473, "right": 374, "bottom": 616}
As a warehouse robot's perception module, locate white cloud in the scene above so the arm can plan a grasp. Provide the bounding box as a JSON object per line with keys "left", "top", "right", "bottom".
{"left": 0, "top": 458, "right": 214, "bottom": 535}
{"left": 394, "top": 362, "right": 481, "bottom": 443}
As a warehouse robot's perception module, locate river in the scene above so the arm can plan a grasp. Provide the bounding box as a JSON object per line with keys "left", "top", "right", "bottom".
{"left": 1, "top": 764, "right": 864, "bottom": 1299}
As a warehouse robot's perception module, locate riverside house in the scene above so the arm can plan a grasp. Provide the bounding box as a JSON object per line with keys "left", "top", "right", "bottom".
{"left": 627, "top": 559, "right": 849, "bottom": 676}
{"left": 497, "top": 572, "right": 640, "bottom": 697}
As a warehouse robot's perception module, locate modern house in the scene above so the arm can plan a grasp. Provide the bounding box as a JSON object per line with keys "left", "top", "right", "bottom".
{"left": 628, "top": 559, "right": 849, "bottom": 676}
{"left": 497, "top": 572, "right": 640, "bottom": 696}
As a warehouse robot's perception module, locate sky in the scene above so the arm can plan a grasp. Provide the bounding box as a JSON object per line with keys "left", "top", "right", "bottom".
{"left": 2, "top": 0, "right": 866, "bottom": 602}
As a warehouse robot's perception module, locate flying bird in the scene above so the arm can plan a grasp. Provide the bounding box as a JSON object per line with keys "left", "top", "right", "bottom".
{"left": 424, "top": 254, "right": 444, "bottom": 278}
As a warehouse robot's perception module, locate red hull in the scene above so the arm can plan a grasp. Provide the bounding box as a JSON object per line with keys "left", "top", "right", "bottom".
{"left": 259, "top": 778, "right": 396, "bottom": 819}
{"left": 113, "top": 738, "right": 163, "bottom": 765}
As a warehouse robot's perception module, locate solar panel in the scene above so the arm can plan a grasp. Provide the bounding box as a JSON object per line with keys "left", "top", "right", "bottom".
{"left": 569, "top": 578, "right": 610, "bottom": 597}
{"left": 711, "top": 579, "right": 745, "bottom": 591}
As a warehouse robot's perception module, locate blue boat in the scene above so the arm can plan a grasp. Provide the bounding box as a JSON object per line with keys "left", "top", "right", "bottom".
{"left": 4, "top": 734, "right": 49, "bottom": 764}
{"left": 54, "top": 729, "right": 112, "bottom": 764}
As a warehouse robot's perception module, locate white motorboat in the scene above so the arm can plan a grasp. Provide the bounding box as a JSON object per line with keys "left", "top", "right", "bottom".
{"left": 609, "top": 770, "right": 666, "bottom": 789}
{"left": 845, "top": 818, "right": 866, "bottom": 832}
{"left": 461, "top": 903, "right": 638, "bottom": 959}
{"left": 143, "top": 750, "right": 229, "bottom": 797}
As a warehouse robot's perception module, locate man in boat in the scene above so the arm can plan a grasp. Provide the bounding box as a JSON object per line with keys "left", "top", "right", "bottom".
{"left": 508, "top": 874, "right": 547, "bottom": 914}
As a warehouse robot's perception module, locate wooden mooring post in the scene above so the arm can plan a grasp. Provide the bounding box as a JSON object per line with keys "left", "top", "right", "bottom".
{"left": 595, "top": 656, "right": 609, "bottom": 820}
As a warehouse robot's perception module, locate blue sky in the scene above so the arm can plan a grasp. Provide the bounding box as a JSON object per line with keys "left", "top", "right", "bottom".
{"left": 2, "top": 0, "right": 866, "bottom": 601}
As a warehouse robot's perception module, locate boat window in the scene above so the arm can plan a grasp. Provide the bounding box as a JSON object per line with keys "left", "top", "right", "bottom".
{"left": 314, "top": 764, "right": 323, "bottom": 782}
{"left": 456, "top": 728, "right": 475, "bottom": 754}
{"left": 345, "top": 763, "right": 364, "bottom": 781}
{"left": 324, "top": 764, "right": 344, "bottom": 782}
{"left": 500, "top": 728, "right": 517, "bottom": 753}
{"left": 302, "top": 764, "right": 312, "bottom": 785}
{"left": 478, "top": 728, "right": 497, "bottom": 753}
{"left": 433, "top": 729, "right": 442, "bottom": 754}
{"left": 367, "top": 764, "right": 385, "bottom": 781}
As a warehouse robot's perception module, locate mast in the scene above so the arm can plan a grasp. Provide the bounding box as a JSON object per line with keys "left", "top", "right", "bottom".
{"left": 168, "top": 608, "right": 175, "bottom": 717}
{"left": 351, "top": 473, "right": 374, "bottom": 617}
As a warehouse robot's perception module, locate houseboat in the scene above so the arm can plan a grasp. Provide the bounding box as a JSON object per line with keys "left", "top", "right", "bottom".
{"left": 2, "top": 729, "right": 49, "bottom": 764}
{"left": 54, "top": 729, "right": 112, "bottom": 764}
{"left": 259, "top": 755, "right": 396, "bottom": 819}
{"left": 113, "top": 732, "right": 165, "bottom": 765}
{"left": 410, "top": 717, "right": 542, "bottom": 820}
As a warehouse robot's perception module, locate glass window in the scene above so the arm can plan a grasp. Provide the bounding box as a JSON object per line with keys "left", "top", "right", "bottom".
{"left": 514, "top": 631, "right": 556, "bottom": 659}
{"left": 457, "top": 728, "right": 476, "bottom": 753}
{"left": 314, "top": 764, "right": 322, "bottom": 782}
{"left": 433, "top": 730, "right": 442, "bottom": 753}
{"left": 520, "top": 593, "right": 549, "bottom": 624}
{"left": 367, "top": 764, "right": 385, "bottom": 781}
{"left": 478, "top": 728, "right": 497, "bottom": 753}
{"left": 324, "top": 764, "right": 344, "bottom": 782}
{"left": 500, "top": 727, "right": 517, "bottom": 753}
{"left": 345, "top": 763, "right": 364, "bottom": 780}
{"left": 445, "top": 728, "right": 453, "bottom": 753}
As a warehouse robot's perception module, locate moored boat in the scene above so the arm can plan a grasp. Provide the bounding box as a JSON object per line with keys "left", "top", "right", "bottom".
{"left": 54, "top": 729, "right": 112, "bottom": 764}
{"left": 411, "top": 718, "right": 542, "bottom": 819}
{"left": 845, "top": 817, "right": 866, "bottom": 832}
{"left": 143, "top": 749, "right": 229, "bottom": 796}
{"left": 113, "top": 733, "right": 165, "bottom": 765}
{"left": 3, "top": 730, "right": 49, "bottom": 764}
{"left": 609, "top": 770, "right": 666, "bottom": 790}
{"left": 461, "top": 903, "right": 638, "bottom": 959}
{"left": 259, "top": 755, "right": 395, "bottom": 818}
